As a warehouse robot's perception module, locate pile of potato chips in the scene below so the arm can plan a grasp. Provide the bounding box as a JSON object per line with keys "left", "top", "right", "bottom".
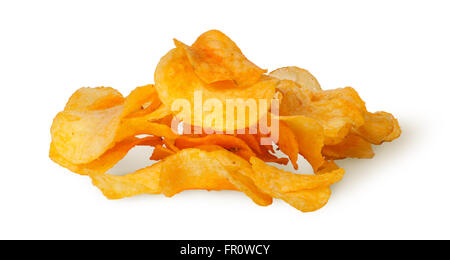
{"left": 50, "top": 30, "right": 400, "bottom": 212}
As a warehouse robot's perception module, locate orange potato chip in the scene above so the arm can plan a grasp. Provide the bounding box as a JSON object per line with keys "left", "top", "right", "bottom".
{"left": 312, "top": 87, "right": 401, "bottom": 145}
{"left": 51, "top": 86, "right": 176, "bottom": 165}
{"left": 208, "top": 149, "right": 272, "bottom": 206}
{"left": 356, "top": 111, "right": 401, "bottom": 145}
{"left": 50, "top": 136, "right": 162, "bottom": 175}
{"left": 275, "top": 81, "right": 365, "bottom": 145}
{"left": 175, "top": 134, "right": 256, "bottom": 161}
{"left": 64, "top": 87, "right": 124, "bottom": 111}
{"left": 175, "top": 30, "right": 266, "bottom": 86}
{"left": 277, "top": 121, "right": 299, "bottom": 169}
{"left": 270, "top": 66, "right": 322, "bottom": 92}
{"left": 249, "top": 157, "right": 344, "bottom": 212}
{"left": 154, "top": 46, "right": 277, "bottom": 132}
{"left": 150, "top": 145, "right": 175, "bottom": 161}
{"left": 322, "top": 134, "right": 374, "bottom": 160}
{"left": 278, "top": 115, "right": 325, "bottom": 172}
{"left": 90, "top": 163, "right": 162, "bottom": 199}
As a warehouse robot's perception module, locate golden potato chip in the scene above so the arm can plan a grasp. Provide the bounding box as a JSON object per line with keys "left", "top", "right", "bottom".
{"left": 270, "top": 66, "right": 322, "bottom": 92}
{"left": 160, "top": 149, "right": 237, "bottom": 197}
{"left": 278, "top": 115, "right": 325, "bottom": 171}
{"left": 51, "top": 86, "right": 175, "bottom": 165}
{"left": 90, "top": 163, "right": 162, "bottom": 199}
{"left": 154, "top": 46, "right": 277, "bottom": 132}
{"left": 277, "top": 121, "right": 299, "bottom": 169}
{"left": 51, "top": 105, "right": 124, "bottom": 164}
{"left": 249, "top": 157, "right": 344, "bottom": 212}
{"left": 175, "top": 30, "right": 266, "bottom": 86}
{"left": 313, "top": 87, "right": 401, "bottom": 144}
{"left": 122, "top": 84, "right": 161, "bottom": 117}
{"left": 208, "top": 149, "right": 272, "bottom": 206}
{"left": 356, "top": 111, "right": 401, "bottom": 145}
{"left": 175, "top": 134, "right": 256, "bottom": 161}
{"left": 150, "top": 145, "right": 175, "bottom": 161}
{"left": 50, "top": 136, "right": 162, "bottom": 175}
{"left": 275, "top": 79, "right": 312, "bottom": 116}
{"left": 64, "top": 87, "right": 124, "bottom": 111}
{"left": 322, "top": 134, "right": 374, "bottom": 160}
{"left": 249, "top": 157, "right": 344, "bottom": 192}
{"left": 275, "top": 81, "right": 365, "bottom": 145}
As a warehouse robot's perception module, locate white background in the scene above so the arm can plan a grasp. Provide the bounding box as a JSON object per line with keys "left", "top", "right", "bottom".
{"left": 1, "top": 0, "right": 449, "bottom": 240}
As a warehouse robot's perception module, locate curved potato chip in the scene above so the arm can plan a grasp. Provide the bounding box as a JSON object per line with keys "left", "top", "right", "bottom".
{"left": 122, "top": 84, "right": 161, "bottom": 117}
{"left": 175, "top": 134, "right": 256, "bottom": 161}
{"left": 208, "top": 149, "right": 272, "bottom": 206}
{"left": 322, "top": 134, "right": 374, "bottom": 160}
{"left": 278, "top": 115, "right": 325, "bottom": 172}
{"left": 64, "top": 87, "right": 124, "bottom": 111}
{"left": 154, "top": 47, "right": 277, "bottom": 132}
{"left": 51, "top": 105, "right": 124, "bottom": 164}
{"left": 275, "top": 82, "right": 365, "bottom": 145}
{"left": 160, "top": 149, "right": 237, "bottom": 197}
{"left": 51, "top": 86, "right": 175, "bottom": 164}
{"left": 90, "top": 163, "right": 162, "bottom": 200}
{"left": 276, "top": 79, "right": 312, "bottom": 116}
{"left": 150, "top": 145, "right": 175, "bottom": 161}
{"left": 249, "top": 157, "right": 343, "bottom": 212}
{"left": 50, "top": 136, "right": 162, "bottom": 175}
{"left": 175, "top": 30, "right": 266, "bottom": 86}
{"left": 270, "top": 66, "right": 322, "bottom": 92}
{"left": 313, "top": 87, "right": 401, "bottom": 145}
{"left": 249, "top": 157, "right": 344, "bottom": 193}
{"left": 279, "top": 187, "right": 332, "bottom": 213}
{"left": 356, "top": 111, "right": 401, "bottom": 144}
{"left": 277, "top": 121, "right": 299, "bottom": 169}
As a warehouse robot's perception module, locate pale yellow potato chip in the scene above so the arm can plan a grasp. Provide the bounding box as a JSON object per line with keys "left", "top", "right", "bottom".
{"left": 270, "top": 66, "right": 322, "bottom": 92}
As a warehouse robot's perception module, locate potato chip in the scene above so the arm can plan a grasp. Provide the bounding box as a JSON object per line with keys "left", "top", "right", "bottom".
{"left": 50, "top": 136, "right": 162, "bottom": 175}
{"left": 150, "top": 145, "right": 175, "bottom": 161}
{"left": 356, "top": 111, "right": 401, "bottom": 145}
{"left": 51, "top": 86, "right": 176, "bottom": 165}
{"left": 90, "top": 163, "right": 162, "bottom": 199}
{"left": 208, "top": 149, "right": 272, "bottom": 206}
{"left": 249, "top": 157, "right": 343, "bottom": 212}
{"left": 322, "top": 134, "right": 374, "bottom": 160}
{"left": 278, "top": 115, "right": 325, "bottom": 172}
{"left": 154, "top": 46, "right": 277, "bottom": 132}
{"left": 64, "top": 87, "right": 124, "bottom": 111}
{"left": 270, "top": 66, "right": 322, "bottom": 92}
{"left": 312, "top": 87, "right": 401, "bottom": 144}
{"left": 277, "top": 121, "right": 299, "bottom": 169}
{"left": 175, "top": 30, "right": 266, "bottom": 86}
{"left": 175, "top": 134, "right": 256, "bottom": 160}
{"left": 275, "top": 81, "right": 365, "bottom": 145}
